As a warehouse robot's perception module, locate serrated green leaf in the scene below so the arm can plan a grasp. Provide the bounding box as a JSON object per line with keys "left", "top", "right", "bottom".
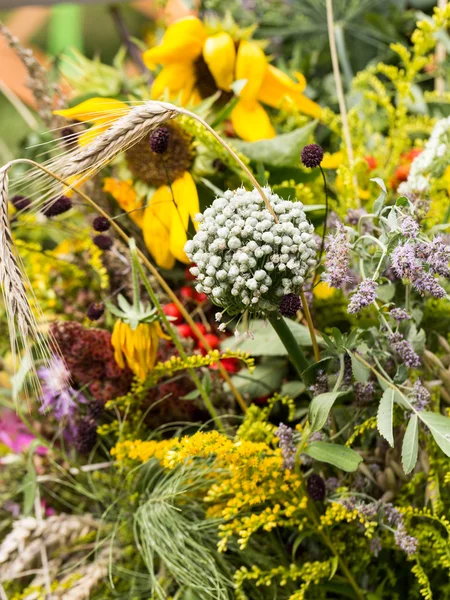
{"left": 303, "top": 441, "right": 362, "bottom": 472}
{"left": 350, "top": 353, "right": 370, "bottom": 382}
{"left": 308, "top": 392, "right": 344, "bottom": 433}
{"left": 402, "top": 414, "right": 419, "bottom": 474}
{"left": 377, "top": 388, "right": 394, "bottom": 447}
{"left": 419, "top": 411, "right": 450, "bottom": 457}
{"left": 230, "top": 121, "right": 317, "bottom": 167}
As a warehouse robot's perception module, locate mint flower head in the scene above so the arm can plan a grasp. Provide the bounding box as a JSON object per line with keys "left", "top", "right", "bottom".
{"left": 184, "top": 187, "right": 317, "bottom": 317}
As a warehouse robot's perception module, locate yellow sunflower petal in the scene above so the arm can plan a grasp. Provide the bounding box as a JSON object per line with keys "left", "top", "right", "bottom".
{"left": 142, "top": 186, "right": 176, "bottom": 270}
{"left": 202, "top": 32, "right": 236, "bottom": 91}
{"left": 235, "top": 41, "right": 267, "bottom": 101}
{"left": 151, "top": 62, "right": 197, "bottom": 105}
{"left": 54, "top": 97, "right": 129, "bottom": 124}
{"left": 103, "top": 178, "right": 144, "bottom": 227}
{"left": 321, "top": 151, "right": 343, "bottom": 170}
{"left": 168, "top": 171, "right": 199, "bottom": 264}
{"left": 155, "top": 321, "right": 171, "bottom": 341}
{"left": 148, "top": 324, "right": 159, "bottom": 370}
{"left": 231, "top": 99, "right": 275, "bottom": 142}
{"left": 258, "top": 65, "right": 321, "bottom": 118}
{"left": 111, "top": 321, "right": 126, "bottom": 369}
{"left": 143, "top": 17, "right": 206, "bottom": 67}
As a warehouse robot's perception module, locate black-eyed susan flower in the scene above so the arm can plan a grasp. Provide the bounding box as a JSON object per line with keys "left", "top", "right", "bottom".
{"left": 108, "top": 293, "right": 170, "bottom": 382}
{"left": 142, "top": 16, "right": 321, "bottom": 142}
{"left": 55, "top": 102, "right": 199, "bottom": 270}
{"left": 111, "top": 319, "right": 168, "bottom": 382}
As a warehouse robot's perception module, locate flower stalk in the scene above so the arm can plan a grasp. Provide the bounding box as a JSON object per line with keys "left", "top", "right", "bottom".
{"left": 267, "top": 314, "right": 309, "bottom": 378}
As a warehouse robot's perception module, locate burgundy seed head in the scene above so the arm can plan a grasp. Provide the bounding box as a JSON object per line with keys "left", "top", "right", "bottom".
{"left": 279, "top": 293, "right": 301, "bottom": 317}
{"left": 42, "top": 196, "right": 72, "bottom": 217}
{"left": 301, "top": 144, "right": 324, "bottom": 168}
{"left": 10, "top": 195, "right": 31, "bottom": 211}
{"left": 87, "top": 302, "right": 105, "bottom": 321}
{"left": 93, "top": 216, "right": 110, "bottom": 232}
{"left": 93, "top": 235, "right": 113, "bottom": 251}
{"left": 149, "top": 127, "right": 170, "bottom": 154}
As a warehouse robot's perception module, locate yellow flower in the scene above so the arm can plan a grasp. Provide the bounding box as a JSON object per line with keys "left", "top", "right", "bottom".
{"left": 55, "top": 99, "right": 199, "bottom": 270}
{"left": 143, "top": 17, "right": 321, "bottom": 142}
{"left": 111, "top": 319, "right": 169, "bottom": 381}
{"left": 103, "top": 178, "right": 145, "bottom": 227}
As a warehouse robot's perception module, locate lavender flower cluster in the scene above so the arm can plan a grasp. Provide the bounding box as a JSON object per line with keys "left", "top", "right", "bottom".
{"left": 185, "top": 187, "right": 317, "bottom": 316}
{"left": 323, "top": 223, "right": 352, "bottom": 289}
{"left": 275, "top": 423, "right": 296, "bottom": 471}
{"left": 388, "top": 333, "right": 421, "bottom": 368}
{"left": 391, "top": 236, "right": 450, "bottom": 299}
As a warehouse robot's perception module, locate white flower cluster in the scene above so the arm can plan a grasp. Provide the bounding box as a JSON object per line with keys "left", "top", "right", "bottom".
{"left": 398, "top": 116, "right": 450, "bottom": 197}
{"left": 184, "top": 187, "right": 317, "bottom": 316}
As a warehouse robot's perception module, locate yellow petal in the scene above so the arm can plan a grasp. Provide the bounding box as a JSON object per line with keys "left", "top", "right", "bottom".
{"left": 231, "top": 99, "right": 275, "bottom": 142}
{"left": 169, "top": 171, "right": 199, "bottom": 264}
{"left": 151, "top": 62, "right": 197, "bottom": 105}
{"left": 54, "top": 97, "right": 129, "bottom": 124}
{"left": 321, "top": 151, "right": 343, "bottom": 170}
{"left": 313, "top": 281, "right": 335, "bottom": 300}
{"left": 148, "top": 325, "right": 159, "bottom": 370}
{"left": 155, "top": 321, "right": 171, "bottom": 341}
{"left": 258, "top": 65, "right": 321, "bottom": 118}
{"left": 111, "top": 321, "right": 125, "bottom": 369}
{"left": 235, "top": 41, "right": 267, "bottom": 101}
{"left": 143, "top": 17, "right": 206, "bottom": 67}
{"left": 103, "top": 178, "right": 144, "bottom": 227}
{"left": 142, "top": 186, "right": 176, "bottom": 270}
{"left": 202, "top": 32, "right": 236, "bottom": 91}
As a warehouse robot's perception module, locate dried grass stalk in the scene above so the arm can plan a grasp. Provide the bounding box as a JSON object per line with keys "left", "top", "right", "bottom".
{"left": 0, "top": 514, "right": 99, "bottom": 582}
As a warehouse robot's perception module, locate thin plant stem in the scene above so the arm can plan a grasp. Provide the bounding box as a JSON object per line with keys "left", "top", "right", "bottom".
{"left": 435, "top": 0, "right": 448, "bottom": 95}
{"left": 318, "top": 165, "right": 329, "bottom": 269}
{"left": 300, "top": 290, "right": 320, "bottom": 362}
{"left": 131, "top": 243, "right": 225, "bottom": 432}
{"left": 333, "top": 354, "right": 345, "bottom": 392}
{"left": 326, "top": 0, "right": 359, "bottom": 204}
{"left": 6, "top": 159, "right": 248, "bottom": 415}
{"left": 179, "top": 109, "right": 277, "bottom": 220}
{"left": 267, "top": 314, "right": 309, "bottom": 378}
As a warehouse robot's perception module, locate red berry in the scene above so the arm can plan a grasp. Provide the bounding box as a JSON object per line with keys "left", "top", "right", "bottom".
{"left": 199, "top": 333, "right": 220, "bottom": 351}
{"left": 176, "top": 324, "right": 193, "bottom": 338}
{"left": 364, "top": 155, "right": 377, "bottom": 171}
{"left": 180, "top": 286, "right": 194, "bottom": 301}
{"left": 192, "top": 323, "right": 207, "bottom": 339}
{"left": 162, "top": 303, "right": 183, "bottom": 324}
{"left": 194, "top": 291, "right": 208, "bottom": 304}
{"left": 220, "top": 357, "right": 240, "bottom": 373}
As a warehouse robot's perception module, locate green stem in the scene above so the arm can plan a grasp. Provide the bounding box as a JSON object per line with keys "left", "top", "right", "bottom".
{"left": 268, "top": 314, "right": 309, "bottom": 378}
{"left": 132, "top": 245, "right": 226, "bottom": 433}
{"left": 333, "top": 354, "right": 345, "bottom": 392}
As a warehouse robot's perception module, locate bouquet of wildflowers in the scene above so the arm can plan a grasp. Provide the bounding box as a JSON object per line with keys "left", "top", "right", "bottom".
{"left": 1, "top": 3, "right": 450, "bottom": 600}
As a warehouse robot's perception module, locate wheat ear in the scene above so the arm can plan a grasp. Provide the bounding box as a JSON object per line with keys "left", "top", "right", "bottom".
{"left": 0, "top": 167, "right": 37, "bottom": 360}
{"left": 56, "top": 101, "right": 179, "bottom": 179}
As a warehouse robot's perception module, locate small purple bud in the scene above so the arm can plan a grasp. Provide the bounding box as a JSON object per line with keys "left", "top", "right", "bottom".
{"left": 93, "top": 216, "right": 110, "bottom": 232}
{"left": 93, "top": 234, "right": 113, "bottom": 251}
{"left": 42, "top": 195, "right": 72, "bottom": 217}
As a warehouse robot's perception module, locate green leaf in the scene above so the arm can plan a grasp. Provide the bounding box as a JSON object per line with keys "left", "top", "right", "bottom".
{"left": 371, "top": 178, "right": 387, "bottom": 215}
{"left": 301, "top": 357, "right": 332, "bottom": 386}
{"left": 402, "top": 414, "right": 419, "bottom": 474}
{"left": 222, "top": 319, "right": 314, "bottom": 355}
{"left": 377, "top": 388, "right": 395, "bottom": 447}
{"left": 229, "top": 361, "right": 287, "bottom": 399}
{"left": 280, "top": 380, "right": 306, "bottom": 398}
{"left": 309, "top": 392, "right": 344, "bottom": 433}
{"left": 329, "top": 555, "right": 339, "bottom": 580}
{"left": 303, "top": 441, "right": 363, "bottom": 472}
{"left": 419, "top": 411, "right": 450, "bottom": 457}
{"left": 350, "top": 353, "right": 370, "bottom": 382}
{"left": 231, "top": 121, "right": 317, "bottom": 167}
